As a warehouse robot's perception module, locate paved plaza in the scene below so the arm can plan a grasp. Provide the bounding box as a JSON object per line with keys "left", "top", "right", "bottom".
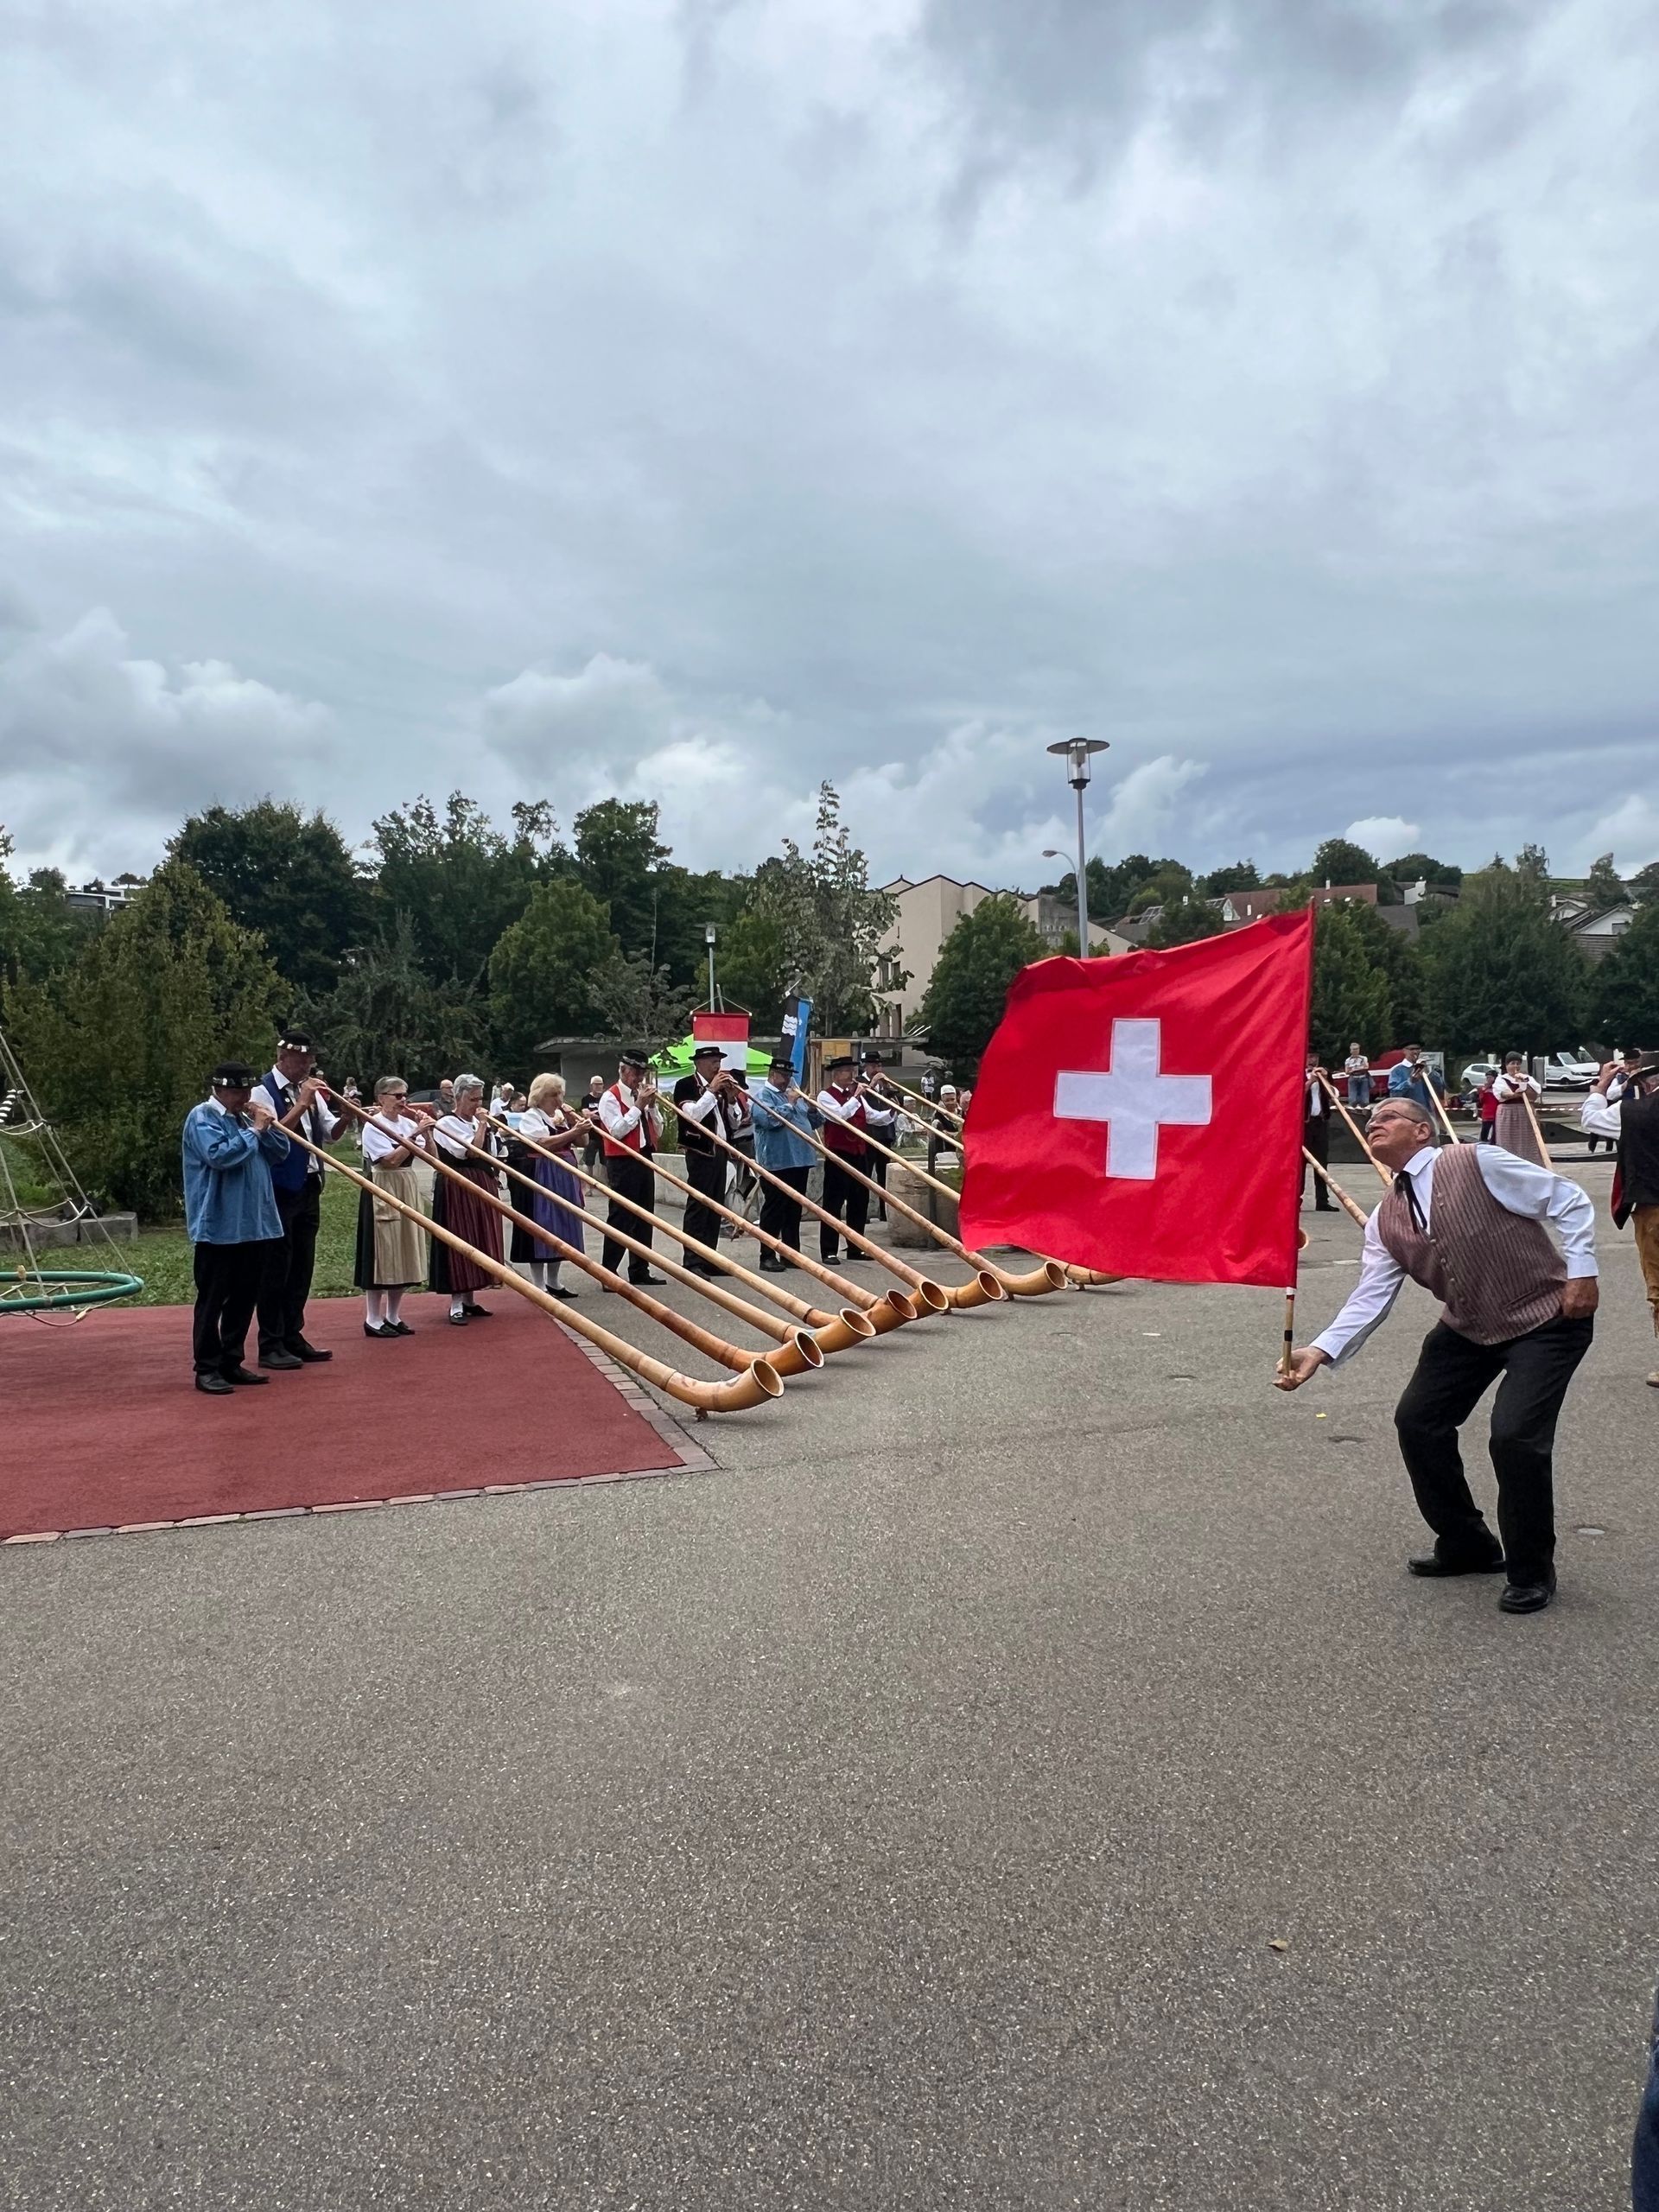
{"left": 3, "top": 1163, "right": 1655, "bottom": 2210}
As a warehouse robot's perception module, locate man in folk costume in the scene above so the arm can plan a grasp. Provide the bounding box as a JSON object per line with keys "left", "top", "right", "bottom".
{"left": 1492, "top": 1054, "right": 1546, "bottom": 1165}
{"left": 1301, "top": 1050, "right": 1335, "bottom": 1211}
{"left": 182, "top": 1061, "right": 291, "bottom": 1395}
{"left": 1580, "top": 1055, "right": 1659, "bottom": 1388}
{"left": 597, "top": 1049, "right": 666, "bottom": 1286}
{"left": 815, "top": 1052, "right": 871, "bottom": 1265}
{"left": 671, "top": 1043, "right": 752, "bottom": 1276}
{"left": 750, "top": 1052, "right": 822, "bottom": 1269}
{"left": 256, "top": 1028, "right": 346, "bottom": 1368}
{"left": 858, "top": 1052, "right": 899, "bottom": 1221}
{"left": 1278, "top": 1090, "right": 1598, "bottom": 1615}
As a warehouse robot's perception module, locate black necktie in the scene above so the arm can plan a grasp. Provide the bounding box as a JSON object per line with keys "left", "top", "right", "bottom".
{"left": 1394, "top": 1168, "right": 1427, "bottom": 1231}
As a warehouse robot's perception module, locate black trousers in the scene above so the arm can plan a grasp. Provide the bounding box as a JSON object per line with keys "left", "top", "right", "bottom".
{"left": 602, "top": 1154, "right": 656, "bottom": 1279}
{"left": 682, "top": 1148, "right": 727, "bottom": 1260}
{"left": 194, "top": 1240, "right": 273, "bottom": 1375}
{"left": 1301, "top": 1113, "right": 1333, "bottom": 1206}
{"left": 257, "top": 1177, "right": 322, "bottom": 1353}
{"left": 819, "top": 1155, "right": 870, "bottom": 1262}
{"left": 1394, "top": 1314, "right": 1593, "bottom": 1585}
{"left": 759, "top": 1164, "right": 812, "bottom": 1252}
{"left": 865, "top": 1145, "right": 890, "bottom": 1217}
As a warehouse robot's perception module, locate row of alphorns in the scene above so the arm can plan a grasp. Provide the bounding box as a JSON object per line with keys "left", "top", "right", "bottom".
{"left": 271, "top": 1075, "right": 1116, "bottom": 1419}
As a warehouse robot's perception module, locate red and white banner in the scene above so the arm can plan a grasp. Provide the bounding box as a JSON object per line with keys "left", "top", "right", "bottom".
{"left": 958, "top": 908, "right": 1314, "bottom": 1287}
{"left": 692, "top": 1011, "right": 751, "bottom": 1073}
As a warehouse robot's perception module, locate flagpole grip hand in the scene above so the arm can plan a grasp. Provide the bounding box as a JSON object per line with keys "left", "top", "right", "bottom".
{"left": 1274, "top": 1345, "right": 1329, "bottom": 1392}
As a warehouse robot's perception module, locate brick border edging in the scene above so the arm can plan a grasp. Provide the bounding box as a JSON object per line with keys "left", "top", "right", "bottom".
{"left": 3, "top": 1335, "right": 718, "bottom": 1548}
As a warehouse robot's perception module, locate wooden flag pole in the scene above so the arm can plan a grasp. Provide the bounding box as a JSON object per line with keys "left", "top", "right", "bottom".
{"left": 1280, "top": 1288, "right": 1296, "bottom": 1381}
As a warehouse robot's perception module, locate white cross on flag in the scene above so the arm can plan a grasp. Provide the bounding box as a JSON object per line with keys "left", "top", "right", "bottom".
{"left": 958, "top": 909, "right": 1314, "bottom": 1287}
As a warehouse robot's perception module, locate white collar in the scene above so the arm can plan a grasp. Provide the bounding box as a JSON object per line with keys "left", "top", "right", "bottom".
{"left": 1401, "top": 1146, "right": 1438, "bottom": 1179}
{"left": 206, "top": 1092, "right": 232, "bottom": 1116}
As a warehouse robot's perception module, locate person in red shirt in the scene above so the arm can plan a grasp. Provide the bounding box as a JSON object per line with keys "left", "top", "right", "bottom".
{"left": 1476, "top": 1071, "right": 1501, "bottom": 1145}
{"left": 814, "top": 1052, "right": 871, "bottom": 1265}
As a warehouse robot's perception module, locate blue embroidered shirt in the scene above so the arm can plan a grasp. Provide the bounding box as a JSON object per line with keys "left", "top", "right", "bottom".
{"left": 751, "top": 1080, "right": 821, "bottom": 1172}
{"left": 182, "top": 1096, "right": 290, "bottom": 1244}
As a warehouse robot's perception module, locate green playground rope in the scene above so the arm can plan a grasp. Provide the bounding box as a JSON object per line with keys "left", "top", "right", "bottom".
{"left": 1, "top": 1267, "right": 147, "bottom": 1314}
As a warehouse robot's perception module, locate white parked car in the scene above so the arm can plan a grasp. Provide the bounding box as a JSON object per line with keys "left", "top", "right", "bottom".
{"left": 1538, "top": 1052, "right": 1599, "bottom": 1090}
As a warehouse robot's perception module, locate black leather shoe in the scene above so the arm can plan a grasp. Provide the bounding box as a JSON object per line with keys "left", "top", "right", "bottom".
{"left": 194, "top": 1372, "right": 235, "bottom": 1395}
{"left": 1499, "top": 1573, "right": 1557, "bottom": 1614}
{"left": 685, "top": 1262, "right": 720, "bottom": 1278}
{"left": 364, "top": 1322, "right": 393, "bottom": 1339}
{"left": 222, "top": 1365, "right": 270, "bottom": 1386}
{"left": 258, "top": 1349, "right": 304, "bottom": 1370}
{"left": 386, "top": 1320, "right": 414, "bottom": 1335}
{"left": 1408, "top": 1548, "right": 1506, "bottom": 1577}
{"left": 758, "top": 1256, "right": 787, "bottom": 1273}
{"left": 289, "top": 1339, "right": 333, "bottom": 1363}
{"left": 448, "top": 1312, "right": 469, "bottom": 1325}
{"left": 550, "top": 1287, "right": 577, "bottom": 1301}
{"left": 630, "top": 1273, "right": 668, "bottom": 1288}
{"left": 460, "top": 1303, "right": 492, "bottom": 1319}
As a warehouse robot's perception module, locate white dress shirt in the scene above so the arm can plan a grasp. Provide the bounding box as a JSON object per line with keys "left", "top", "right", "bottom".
{"left": 1580, "top": 1092, "right": 1624, "bottom": 1141}
{"left": 1310, "top": 1144, "right": 1598, "bottom": 1367}
{"left": 1493, "top": 1072, "right": 1541, "bottom": 1103}
{"left": 598, "top": 1085, "right": 663, "bottom": 1147}
{"left": 1305, "top": 1077, "right": 1325, "bottom": 1117}
{"left": 361, "top": 1112, "right": 421, "bottom": 1163}
{"left": 266, "top": 1066, "right": 344, "bottom": 1177}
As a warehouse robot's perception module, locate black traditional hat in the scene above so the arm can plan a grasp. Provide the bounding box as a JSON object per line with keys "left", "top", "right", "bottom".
{"left": 692, "top": 1042, "right": 724, "bottom": 1060}
{"left": 211, "top": 1059, "right": 260, "bottom": 1088}
{"left": 618, "top": 1046, "right": 650, "bottom": 1067}
{"left": 824, "top": 1052, "right": 857, "bottom": 1071}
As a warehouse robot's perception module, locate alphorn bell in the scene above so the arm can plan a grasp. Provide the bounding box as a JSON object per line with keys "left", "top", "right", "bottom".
{"left": 278, "top": 1120, "right": 782, "bottom": 1414}
{"left": 486, "top": 1111, "right": 894, "bottom": 1348}
{"left": 329, "top": 1097, "right": 803, "bottom": 1385}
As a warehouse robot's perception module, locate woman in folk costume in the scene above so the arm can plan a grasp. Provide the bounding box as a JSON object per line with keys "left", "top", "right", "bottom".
{"left": 505, "top": 1071, "right": 588, "bottom": 1301}
{"left": 353, "top": 1075, "right": 433, "bottom": 1338}
{"left": 427, "top": 1072, "right": 505, "bottom": 1324}
{"left": 1492, "top": 1055, "right": 1546, "bottom": 1166}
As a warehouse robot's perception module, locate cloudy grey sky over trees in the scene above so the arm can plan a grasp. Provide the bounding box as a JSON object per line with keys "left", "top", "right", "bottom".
{"left": 3, "top": 0, "right": 1655, "bottom": 885}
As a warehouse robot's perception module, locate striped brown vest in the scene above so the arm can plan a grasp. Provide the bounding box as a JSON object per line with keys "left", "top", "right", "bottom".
{"left": 1375, "top": 1143, "right": 1565, "bottom": 1346}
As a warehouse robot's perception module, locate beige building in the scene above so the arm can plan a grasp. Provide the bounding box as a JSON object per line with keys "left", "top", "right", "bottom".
{"left": 873, "top": 874, "right": 1124, "bottom": 1042}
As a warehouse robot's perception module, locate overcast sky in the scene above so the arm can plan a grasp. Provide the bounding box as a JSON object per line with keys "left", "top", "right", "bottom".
{"left": 3, "top": 0, "right": 1656, "bottom": 892}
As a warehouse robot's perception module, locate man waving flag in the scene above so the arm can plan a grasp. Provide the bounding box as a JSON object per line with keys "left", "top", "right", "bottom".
{"left": 959, "top": 907, "right": 1314, "bottom": 1288}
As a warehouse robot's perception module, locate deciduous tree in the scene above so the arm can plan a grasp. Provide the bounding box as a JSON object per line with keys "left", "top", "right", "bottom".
{"left": 1589, "top": 900, "right": 1659, "bottom": 1047}
{"left": 918, "top": 895, "right": 1044, "bottom": 1075}
{"left": 1424, "top": 864, "right": 1586, "bottom": 1059}
{"left": 170, "top": 799, "right": 373, "bottom": 996}
{"left": 487, "top": 879, "right": 617, "bottom": 1059}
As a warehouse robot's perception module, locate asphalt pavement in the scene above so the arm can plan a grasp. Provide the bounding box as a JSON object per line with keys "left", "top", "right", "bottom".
{"left": 3, "top": 1160, "right": 1655, "bottom": 2211}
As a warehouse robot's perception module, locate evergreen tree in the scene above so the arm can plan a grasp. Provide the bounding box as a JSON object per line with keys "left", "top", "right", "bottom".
{"left": 487, "top": 879, "right": 618, "bottom": 1060}
{"left": 169, "top": 798, "right": 373, "bottom": 995}
{"left": 1589, "top": 900, "right": 1659, "bottom": 1047}
{"left": 1628, "top": 860, "right": 1659, "bottom": 906}
{"left": 1423, "top": 864, "right": 1587, "bottom": 1060}
{"left": 918, "top": 896, "right": 1044, "bottom": 1074}
{"left": 2, "top": 861, "right": 288, "bottom": 1217}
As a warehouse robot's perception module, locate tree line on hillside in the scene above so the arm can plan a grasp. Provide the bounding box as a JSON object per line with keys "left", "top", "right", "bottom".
{"left": 0, "top": 785, "right": 899, "bottom": 1217}
{"left": 921, "top": 842, "right": 1659, "bottom": 1075}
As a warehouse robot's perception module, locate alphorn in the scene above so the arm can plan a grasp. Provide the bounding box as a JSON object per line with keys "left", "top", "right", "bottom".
{"left": 1520, "top": 1086, "right": 1553, "bottom": 1164}
{"left": 480, "top": 1110, "right": 886, "bottom": 1353}
{"left": 330, "top": 1100, "right": 804, "bottom": 1384}
{"left": 1317, "top": 1073, "right": 1391, "bottom": 1189}
{"left": 380, "top": 1103, "right": 830, "bottom": 1376}
{"left": 751, "top": 1099, "right": 1057, "bottom": 1299}
{"left": 886, "top": 1076, "right": 964, "bottom": 1129}
{"left": 823, "top": 1115, "right": 1065, "bottom": 1299}
{"left": 1303, "top": 1147, "right": 1370, "bottom": 1228}
{"left": 280, "top": 1121, "right": 782, "bottom": 1414}
{"left": 694, "top": 1116, "right": 967, "bottom": 1313}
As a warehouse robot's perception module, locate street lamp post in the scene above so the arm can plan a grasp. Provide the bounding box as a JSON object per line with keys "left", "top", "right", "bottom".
{"left": 1046, "top": 738, "right": 1109, "bottom": 954}
{"left": 704, "top": 921, "right": 718, "bottom": 1009}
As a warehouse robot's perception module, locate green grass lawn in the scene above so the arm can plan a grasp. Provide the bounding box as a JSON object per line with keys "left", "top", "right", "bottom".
{"left": 126, "top": 1159, "right": 365, "bottom": 1307}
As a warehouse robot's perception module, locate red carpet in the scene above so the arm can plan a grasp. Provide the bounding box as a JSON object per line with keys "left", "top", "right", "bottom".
{"left": 1, "top": 1294, "right": 706, "bottom": 1541}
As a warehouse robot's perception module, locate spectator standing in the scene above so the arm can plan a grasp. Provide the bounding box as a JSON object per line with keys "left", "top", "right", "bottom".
{"left": 580, "top": 1076, "right": 607, "bottom": 1171}
{"left": 182, "top": 1062, "right": 290, "bottom": 1395}
{"left": 1302, "top": 1052, "right": 1335, "bottom": 1211}
{"left": 1343, "top": 1043, "right": 1370, "bottom": 1109}
{"left": 1477, "top": 1072, "right": 1501, "bottom": 1144}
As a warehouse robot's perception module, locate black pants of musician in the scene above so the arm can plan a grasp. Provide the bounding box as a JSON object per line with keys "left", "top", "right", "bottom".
{"left": 865, "top": 1146, "right": 890, "bottom": 1219}
{"left": 257, "top": 1177, "right": 322, "bottom": 1355}
{"left": 1393, "top": 1313, "right": 1593, "bottom": 1586}
{"left": 682, "top": 1148, "right": 727, "bottom": 1264}
{"left": 1300, "top": 1113, "right": 1334, "bottom": 1208}
{"left": 194, "top": 1239, "right": 276, "bottom": 1376}
{"left": 819, "top": 1155, "right": 870, "bottom": 1262}
{"left": 602, "top": 1153, "right": 658, "bottom": 1279}
{"left": 759, "top": 1164, "right": 812, "bottom": 1253}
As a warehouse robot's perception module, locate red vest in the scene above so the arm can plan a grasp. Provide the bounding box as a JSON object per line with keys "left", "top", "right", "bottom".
{"left": 601, "top": 1082, "right": 655, "bottom": 1160}
{"left": 820, "top": 1085, "right": 868, "bottom": 1158}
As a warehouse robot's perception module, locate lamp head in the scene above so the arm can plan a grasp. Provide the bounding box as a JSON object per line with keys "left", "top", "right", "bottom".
{"left": 1046, "top": 736, "right": 1109, "bottom": 790}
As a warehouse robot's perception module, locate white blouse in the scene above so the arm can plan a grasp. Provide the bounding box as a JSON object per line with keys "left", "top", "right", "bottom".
{"left": 433, "top": 1111, "right": 495, "bottom": 1161}
{"left": 361, "top": 1112, "right": 422, "bottom": 1164}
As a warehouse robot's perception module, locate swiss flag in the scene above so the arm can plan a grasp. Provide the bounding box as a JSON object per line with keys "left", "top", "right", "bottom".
{"left": 958, "top": 908, "right": 1314, "bottom": 1288}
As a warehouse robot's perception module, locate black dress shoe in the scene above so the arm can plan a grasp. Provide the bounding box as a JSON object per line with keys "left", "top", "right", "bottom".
{"left": 289, "top": 1339, "right": 333, "bottom": 1363}
{"left": 630, "top": 1273, "right": 668, "bottom": 1287}
{"left": 222, "top": 1365, "right": 270, "bottom": 1386}
{"left": 194, "top": 1371, "right": 235, "bottom": 1395}
{"left": 550, "top": 1287, "right": 577, "bottom": 1301}
{"left": 461, "top": 1302, "right": 492, "bottom": 1318}
{"left": 448, "top": 1311, "right": 469, "bottom": 1325}
{"left": 258, "top": 1348, "right": 304, "bottom": 1370}
{"left": 1499, "top": 1573, "right": 1557, "bottom": 1614}
{"left": 758, "top": 1256, "right": 786, "bottom": 1274}
{"left": 685, "top": 1262, "right": 720, "bottom": 1278}
{"left": 386, "top": 1320, "right": 414, "bottom": 1335}
{"left": 364, "top": 1322, "right": 393, "bottom": 1339}
{"left": 1408, "top": 1548, "right": 1506, "bottom": 1577}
